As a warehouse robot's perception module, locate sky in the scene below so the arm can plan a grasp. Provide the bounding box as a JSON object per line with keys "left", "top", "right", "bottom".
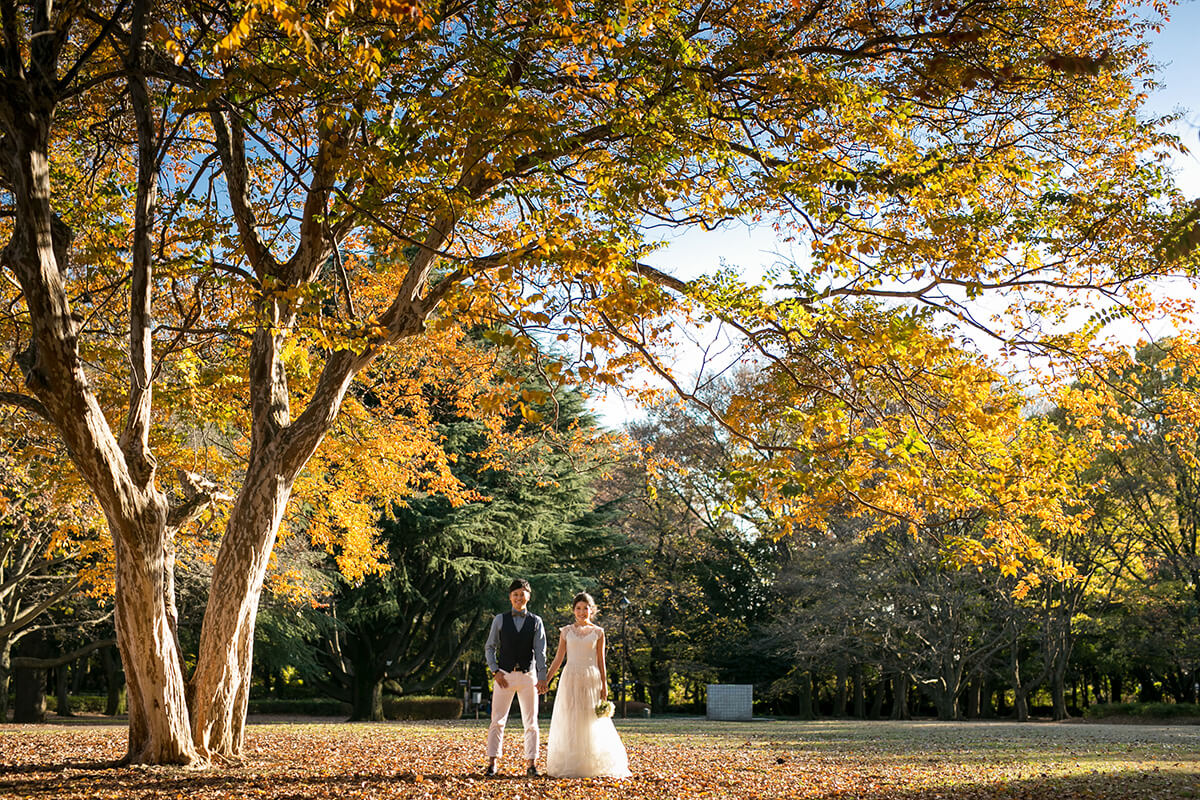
{"left": 590, "top": 2, "right": 1200, "bottom": 425}
{"left": 1146, "top": 0, "right": 1200, "bottom": 192}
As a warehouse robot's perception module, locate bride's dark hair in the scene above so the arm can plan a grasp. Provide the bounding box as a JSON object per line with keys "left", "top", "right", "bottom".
{"left": 572, "top": 592, "right": 596, "bottom": 611}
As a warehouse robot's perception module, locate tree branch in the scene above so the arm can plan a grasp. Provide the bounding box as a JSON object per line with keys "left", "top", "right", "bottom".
{"left": 0, "top": 390, "right": 52, "bottom": 421}
{"left": 12, "top": 637, "right": 117, "bottom": 670}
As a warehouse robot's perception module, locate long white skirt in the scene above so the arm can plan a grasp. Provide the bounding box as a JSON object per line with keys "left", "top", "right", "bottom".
{"left": 546, "top": 664, "right": 631, "bottom": 778}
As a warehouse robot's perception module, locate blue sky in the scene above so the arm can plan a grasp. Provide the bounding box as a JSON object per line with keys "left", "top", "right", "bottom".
{"left": 1147, "top": 0, "right": 1200, "bottom": 193}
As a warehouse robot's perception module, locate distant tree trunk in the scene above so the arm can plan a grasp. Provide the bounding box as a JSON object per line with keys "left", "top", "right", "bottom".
{"left": 0, "top": 641, "right": 11, "bottom": 722}
{"left": 932, "top": 685, "right": 957, "bottom": 720}
{"left": 55, "top": 660, "right": 73, "bottom": 717}
{"left": 647, "top": 648, "right": 671, "bottom": 713}
{"left": 833, "top": 661, "right": 848, "bottom": 717}
{"left": 1110, "top": 674, "right": 1123, "bottom": 704}
{"left": 868, "top": 676, "right": 884, "bottom": 719}
{"left": 852, "top": 663, "right": 866, "bottom": 718}
{"left": 13, "top": 666, "right": 46, "bottom": 723}
{"left": 966, "top": 678, "right": 980, "bottom": 719}
{"left": 1052, "top": 659, "right": 1070, "bottom": 720}
{"left": 797, "top": 670, "right": 815, "bottom": 719}
{"left": 102, "top": 646, "right": 125, "bottom": 716}
{"left": 890, "top": 673, "right": 910, "bottom": 720}
{"left": 1012, "top": 684, "right": 1030, "bottom": 721}
{"left": 350, "top": 676, "right": 385, "bottom": 722}
{"left": 980, "top": 676, "right": 996, "bottom": 718}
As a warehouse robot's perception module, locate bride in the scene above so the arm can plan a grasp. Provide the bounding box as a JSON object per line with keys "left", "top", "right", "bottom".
{"left": 545, "top": 592, "right": 632, "bottom": 778}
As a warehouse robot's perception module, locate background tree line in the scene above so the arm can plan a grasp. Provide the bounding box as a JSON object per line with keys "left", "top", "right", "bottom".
{"left": 13, "top": 335, "right": 1200, "bottom": 723}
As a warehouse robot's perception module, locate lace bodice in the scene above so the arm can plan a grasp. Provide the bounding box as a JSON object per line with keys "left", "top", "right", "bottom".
{"left": 561, "top": 625, "right": 601, "bottom": 670}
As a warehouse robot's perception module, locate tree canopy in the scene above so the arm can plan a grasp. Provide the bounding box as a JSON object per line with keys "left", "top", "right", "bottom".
{"left": 0, "top": 0, "right": 1189, "bottom": 765}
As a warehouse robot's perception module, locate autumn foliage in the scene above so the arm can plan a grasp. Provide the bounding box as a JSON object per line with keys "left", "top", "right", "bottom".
{"left": 0, "top": 0, "right": 1194, "bottom": 768}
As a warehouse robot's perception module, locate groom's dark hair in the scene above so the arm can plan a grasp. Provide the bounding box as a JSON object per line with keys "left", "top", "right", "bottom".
{"left": 508, "top": 578, "right": 532, "bottom": 593}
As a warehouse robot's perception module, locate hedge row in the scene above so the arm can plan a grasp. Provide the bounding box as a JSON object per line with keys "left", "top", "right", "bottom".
{"left": 1084, "top": 702, "right": 1200, "bottom": 719}
{"left": 383, "top": 696, "right": 463, "bottom": 720}
{"left": 247, "top": 698, "right": 351, "bottom": 716}
{"left": 44, "top": 694, "right": 123, "bottom": 714}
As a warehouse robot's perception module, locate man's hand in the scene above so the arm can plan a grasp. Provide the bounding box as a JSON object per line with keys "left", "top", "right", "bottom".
{"left": 494, "top": 671, "right": 509, "bottom": 689}
{"left": 537, "top": 680, "right": 548, "bottom": 694}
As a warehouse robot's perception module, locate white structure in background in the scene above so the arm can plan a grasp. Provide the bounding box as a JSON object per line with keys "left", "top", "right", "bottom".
{"left": 706, "top": 684, "right": 753, "bottom": 721}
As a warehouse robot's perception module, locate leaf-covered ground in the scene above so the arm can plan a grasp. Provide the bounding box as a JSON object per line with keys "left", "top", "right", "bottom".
{"left": 3, "top": 717, "right": 1199, "bottom": 799}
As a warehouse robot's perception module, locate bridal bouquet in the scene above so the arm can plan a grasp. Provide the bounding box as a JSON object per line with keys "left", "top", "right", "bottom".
{"left": 594, "top": 700, "right": 615, "bottom": 718}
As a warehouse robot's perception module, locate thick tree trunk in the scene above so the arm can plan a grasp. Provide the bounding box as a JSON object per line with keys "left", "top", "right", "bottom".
{"left": 55, "top": 659, "right": 73, "bottom": 717}
{"left": 189, "top": 467, "right": 295, "bottom": 759}
{"left": 113, "top": 514, "right": 199, "bottom": 765}
{"left": 868, "top": 677, "right": 884, "bottom": 719}
{"left": 833, "top": 661, "right": 848, "bottom": 717}
{"left": 796, "top": 670, "right": 815, "bottom": 719}
{"left": 1013, "top": 685, "right": 1030, "bottom": 721}
{"left": 0, "top": 641, "right": 10, "bottom": 722}
{"left": 351, "top": 676, "right": 386, "bottom": 722}
{"left": 933, "top": 688, "right": 957, "bottom": 721}
{"left": 102, "top": 645, "right": 125, "bottom": 716}
{"left": 1052, "top": 660, "right": 1070, "bottom": 720}
{"left": 890, "top": 673, "right": 910, "bottom": 720}
{"left": 13, "top": 665, "right": 46, "bottom": 723}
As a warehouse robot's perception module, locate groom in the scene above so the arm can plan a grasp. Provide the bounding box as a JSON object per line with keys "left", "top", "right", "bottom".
{"left": 483, "top": 578, "right": 548, "bottom": 778}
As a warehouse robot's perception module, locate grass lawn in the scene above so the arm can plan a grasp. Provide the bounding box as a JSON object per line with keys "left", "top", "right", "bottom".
{"left": 2, "top": 716, "right": 1199, "bottom": 799}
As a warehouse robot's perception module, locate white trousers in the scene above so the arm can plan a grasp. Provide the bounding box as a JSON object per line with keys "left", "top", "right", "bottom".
{"left": 486, "top": 669, "right": 539, "bottom": 760}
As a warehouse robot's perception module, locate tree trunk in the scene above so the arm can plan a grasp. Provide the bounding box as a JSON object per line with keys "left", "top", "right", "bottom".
{"left": 852, "top": 663, "right": 866, "bottom": 719}
{"left": 1, "top": 80, "right": 198, "bottom": 762}
{"left": 1052, "top": 659, "right": 1070, "bottom": 720}
{"left": 13, "top": 665, "right": 46, "bottom": 723}
{"left": 647, "top": 646, "right": 671, "bottom": 713}
{"left": 833, "top": 661, "right": 848, "bottom": 717}
{"left": 1110, "top": 673, "right": 1123, "bottom": 704}
{"left": 1013, "top": 685, "right": 1030, "bottom": 721}
{"left": 351, "top": 676, "right": 386, "bottom": 722}
{"left": 0, "top": 640, "right": 11, "bottom": 722}
{"left": 796, "top": 670, "right": 814, "bottom": 719}
{"left": 980, "top": 675, "right": 996, "bottom": 718}
{"left": 102, "top": 645, "right": 125, "bottom": 716}
{"left": 868, "top": 677, "right": 884, "bottom": 719}
{"left": 189, "top": 466, "right": 296, "bottom": 759}
{"left": 113, "top": 516, "right": 199, "bottom": 764}
{"left": 55, "top": 660, "right": 73, "bottom": 717}
{"left": 890, "top": 673, "right": 910, "bottom": 720}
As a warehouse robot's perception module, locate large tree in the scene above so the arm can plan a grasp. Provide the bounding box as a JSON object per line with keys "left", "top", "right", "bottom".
{"left": 0, "top": 0, "right": 1180, "bottom": 765}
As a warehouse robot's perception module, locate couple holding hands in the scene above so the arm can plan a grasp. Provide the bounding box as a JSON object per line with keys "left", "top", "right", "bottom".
{"left": 483, "top": 579, "right": 631, "bottom": 779}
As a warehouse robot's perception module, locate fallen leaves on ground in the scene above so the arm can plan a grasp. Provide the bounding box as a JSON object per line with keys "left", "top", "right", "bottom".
{"left": 2, "top": 718, "right": 1200, "bottom": 799}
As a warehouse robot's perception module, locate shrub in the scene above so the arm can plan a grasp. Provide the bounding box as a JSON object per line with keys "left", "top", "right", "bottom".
{"left": 247, "top": 698, "right": 351, "bottom": 716}
{"left": 382, "top": 696, "right": 463, "bottom": 720}
{"left": 44, "top": 694, "right": 123, "bottom": 714}
{"left": 1084, "top": 702, "right": 1200, "bottom": 719}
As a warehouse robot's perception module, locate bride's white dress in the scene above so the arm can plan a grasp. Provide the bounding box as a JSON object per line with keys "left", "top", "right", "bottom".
{"left": 546, "top": 625, "right": 631, "bottom": 778}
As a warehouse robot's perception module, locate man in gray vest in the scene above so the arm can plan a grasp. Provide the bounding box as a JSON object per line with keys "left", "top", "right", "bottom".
{"left": 483, "top": 578, "right": 548, "bottom": 777}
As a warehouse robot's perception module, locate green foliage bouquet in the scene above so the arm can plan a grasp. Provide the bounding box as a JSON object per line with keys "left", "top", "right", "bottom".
{"left": 594, "top": 700, "right": 615, "bottom": 718}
